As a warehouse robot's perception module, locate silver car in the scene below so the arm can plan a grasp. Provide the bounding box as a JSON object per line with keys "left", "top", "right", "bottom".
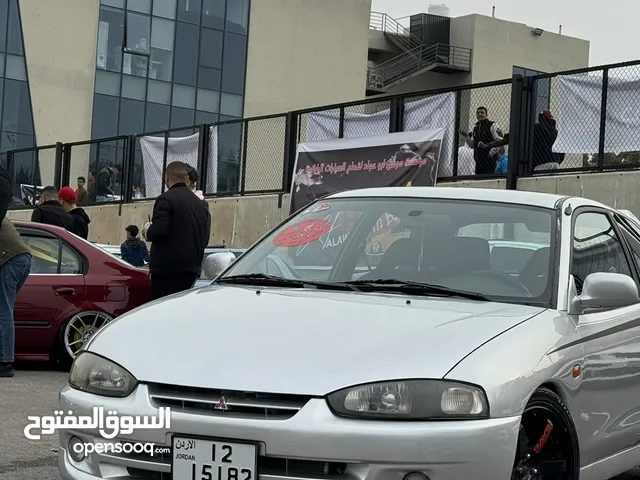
{"left": 59, "top": 187, "right": 640, "bottom": 480}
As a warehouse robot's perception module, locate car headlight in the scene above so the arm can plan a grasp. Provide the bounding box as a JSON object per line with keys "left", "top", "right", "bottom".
{"left": 326, "top": 380, "right": 489, "bottom": 420}
{"left": 68, "top": 352, "right": 138, "bottom": 397}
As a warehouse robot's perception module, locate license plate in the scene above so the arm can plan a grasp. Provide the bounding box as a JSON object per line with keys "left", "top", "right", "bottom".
{"left": 171, "top": 436, "right": 257, "bottom": 480}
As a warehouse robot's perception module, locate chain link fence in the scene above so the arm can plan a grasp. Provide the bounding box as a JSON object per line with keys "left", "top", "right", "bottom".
{"left": 5, "top": 145, "right": 53, "bottom": 206}
{"left": 7, "top": 60, "right": 640, "bottom": 207}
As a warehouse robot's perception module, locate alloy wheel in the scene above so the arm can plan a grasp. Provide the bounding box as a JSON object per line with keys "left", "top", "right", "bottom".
{"left": 63, "top": 311, "right": 113, "bottom": 359}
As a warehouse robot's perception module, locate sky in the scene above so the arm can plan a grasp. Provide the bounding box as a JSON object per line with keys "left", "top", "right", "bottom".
{"left": 372, "top": 0, "right": 639, "bottom": 67}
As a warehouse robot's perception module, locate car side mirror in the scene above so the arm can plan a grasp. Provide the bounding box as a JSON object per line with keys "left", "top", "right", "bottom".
{"left": 203, "top": 252, "right": 236, "bottom": 279}
{"left": 569, "top": 272, "right": 639, "bottom": 315}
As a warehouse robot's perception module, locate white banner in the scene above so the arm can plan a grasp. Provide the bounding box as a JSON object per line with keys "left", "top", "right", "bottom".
{"left": 554, "top": 73, "right": 640, "bottom": 153}
{"left": 305, "top": 93, "right": 464, "bottom": 177}
{"left": 140, "top": 126, "right": 218, "bottom": 198}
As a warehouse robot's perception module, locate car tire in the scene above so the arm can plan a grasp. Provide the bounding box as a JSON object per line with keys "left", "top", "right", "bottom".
{"left": 55, "top": 311, "right": 114, "bottom": 369}
{"left": 512, "top": 387, "right": 580, "bottom": 480}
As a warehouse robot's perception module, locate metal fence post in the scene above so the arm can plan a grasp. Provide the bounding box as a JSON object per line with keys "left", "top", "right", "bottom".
{"left": 388, "top": 96, "right": 403, "bottom": 133}
{"left": 53, "top": 142, "right": 63, "bottom": 189}
{"left": 452, "top": 91, "right": 462, "bottom": 176}
{"left": 597, "top": 67, "right": 610, "bottom": 169}
{"left": 197, "top": 123, "right": 209, "bottom": 194}
{"left": 282, "top": 111, "right": 298, "bottom": 195}
{"left": 60, "top": 143, "right": 72, "bottom": 187}
{"left": 240, "top": 120, "right": 249, "bottom": 195}
{"left": 506, "top": 74, "right": 525, "bottom": 190}
{"left": 123, "top": 135, "right": 136, "bottom": 203}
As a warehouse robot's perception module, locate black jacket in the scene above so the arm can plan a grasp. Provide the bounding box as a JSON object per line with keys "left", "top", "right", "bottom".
{"left": 97, "top": 167, "right": 115, "bottom": 197}
{"left": 69, "top": 207, "right": 90, "bottom": 239}
{"left": 532, "top": 116, "right": 564, "bottom": 167}
{"left": 31, "top": 200, "right": 74, "bottom": 231}
{"left": 0, "top": 169, "right": 12, "bottom": 222}
{"left": 146, "top": 183, "right": 211, "bottom": 275}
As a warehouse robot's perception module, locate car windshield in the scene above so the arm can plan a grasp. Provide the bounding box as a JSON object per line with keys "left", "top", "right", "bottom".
{"left": 219, "top": 198, "right": 556, "bottom": 306}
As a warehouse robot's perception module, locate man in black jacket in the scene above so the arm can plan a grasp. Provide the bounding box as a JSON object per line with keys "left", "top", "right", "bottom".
{"left": 96, "top": 164, "right": 120, "bottom": 202}
{"left": 31, "top": 186, "right": 74, "bottom": 231}
{"left": 143, "top": 161, "right": 211, "bottom": 300}
{"left": 460, "top": 106, "right": 504, "bottom": 174}
{"left": 58, "top": 186, "right": 91, "bottom": 239}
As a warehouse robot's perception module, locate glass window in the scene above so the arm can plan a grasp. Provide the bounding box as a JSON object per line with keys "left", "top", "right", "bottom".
{"left": 121, "top": 74, "right": 146, "bottom": 100}
{"left": 617, "top": 220, "right": 640, "bottom": 269}
{"left": 6, "top": 0, "right": 22, "bottom": 55}
{"left": 173, "top": 22, "right": 199, "bottom": 86}
{"left": 101, "top": 0, "right": 124, "bottom": 8}
{"left": 0, "top": 0, "right": 8, "bottom": 52}
{"left": 118, "top": 98, "right": 145, "bottom": 134}
{"left": 95, "top": 70, "right": 121, "bottom": 96}
{"left": 220, "top": 92, "right": 243, "bottom": 116}
{"left": 202, "top": 0, "right": 225, "bottom": 29}
{"left": 91, "top": 94, "right": 120, "bottom": 138}
{"left": 572, "top": 212, "right": 633, "bottom": 294}
{"left": 147, "top": 79, "right": 171, "bottom": 104}
{"left": 199, "top": 28, "right": 223, "bottom": 69}
{"left": 225, "top": 0, "right": 249, "bottom": 35}
{"left": 126, "top": 12, "right": 150, "bottom": 54}
{"left": 0, "top": 131, "right": 33, "bottom": 152}
{"left": 196, "top": 88, "right": 219, "bottom": 113}
{"left": 195, "top": 110, "right": 218, "bottom": 125}
{"left": 5, "top": 54, "right": 25, "bottom": 81}
{"left": 153, "top": 0, "right": 177, "bottom": 19}
{"left": 127, "top": 0, "right": 151, "bottom": 14}
{"left": 145, "top": 102, "right": 170, "bottom": 131}
{"left": 97, "top": 7, "right": 124, "bottom": 72}
{"left": 198, "top": 67, "right": 221, "bottom": 90}
{"left": 222, "top": 199, "right": 555, "bottom": 304}
{"left": 22, "top": 236, "right": 82, "bottom": 274}
{"left": 170, "top": 106, "right": 194, "bottom": 128}
{"left": 2, "top": 80, "right": 32, "bottom": 134}
{"left": 0, "top": 53, "right": 4, "bottom": 77}
{"left": 150, "top": 17, "right": 174, "bottom": 82}
{"left": 172, "top": 84, "right": 196, "bottom": 109}
{"left": 123, "top": 52, "right": 148, "bottom": 77}
{"left": 221, "top": 32, "right": 246, "bottom": 94}
{"left": 178, "top": 0, "right": 201, "bottom": 24}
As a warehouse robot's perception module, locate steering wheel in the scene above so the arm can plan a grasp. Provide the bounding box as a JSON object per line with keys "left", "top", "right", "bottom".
{"left": 470, "top": 269, "right": 532, "bottom": 296}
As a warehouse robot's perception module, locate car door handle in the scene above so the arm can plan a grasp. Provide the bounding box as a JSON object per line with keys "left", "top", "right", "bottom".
{"left": 55, "top": 287, "right": 75, "bottom": 296}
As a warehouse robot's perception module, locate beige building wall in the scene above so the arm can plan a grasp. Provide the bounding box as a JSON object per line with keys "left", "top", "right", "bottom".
{"left": 19, "top": 0, "right": 99, "bottom": 185}
{"left": 242, "top": 0, "right": 372, "bottom": 191}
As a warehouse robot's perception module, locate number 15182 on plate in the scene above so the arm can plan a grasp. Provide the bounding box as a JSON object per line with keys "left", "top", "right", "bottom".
{"left": 172, "top": 437, "right": 257, "bottom": 480}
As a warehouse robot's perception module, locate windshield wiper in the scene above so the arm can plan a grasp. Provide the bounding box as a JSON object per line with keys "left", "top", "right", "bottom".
{"left": 217, "top": 273, "right": 358, "bottom": 291}
{"left": 346, "top": 279, "right": 490, "bottom": 301}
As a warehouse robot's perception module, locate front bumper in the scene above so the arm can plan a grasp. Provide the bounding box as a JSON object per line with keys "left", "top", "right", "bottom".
{"left": 58, "top": 383, "right": 521, "bottom": 480}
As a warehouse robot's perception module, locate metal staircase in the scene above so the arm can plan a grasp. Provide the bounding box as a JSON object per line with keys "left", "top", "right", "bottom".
{"left": 367, "top": 12, "right": 472, "bottom": 93}
{"left": 369, "top": 12, "right": 423, "bottom": 53}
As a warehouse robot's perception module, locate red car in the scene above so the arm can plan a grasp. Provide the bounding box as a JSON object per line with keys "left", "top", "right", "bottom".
{"left": 13, "top": 221, "right": 151, "bottom": 365}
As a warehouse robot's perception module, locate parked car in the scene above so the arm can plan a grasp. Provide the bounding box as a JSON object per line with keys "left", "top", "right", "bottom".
{"left": 60, "top": 187, "right": 640, "bottom": 480}
{"left": 14, "top": 222, "right": 151, "bottom": 365}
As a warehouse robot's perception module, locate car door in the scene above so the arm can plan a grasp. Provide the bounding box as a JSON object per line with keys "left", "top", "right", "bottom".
{"left": 568, "top": 208, "right": 640, "bottom": 467}
{"left": 14, "top": 227, "right": 86, "bottom": 356}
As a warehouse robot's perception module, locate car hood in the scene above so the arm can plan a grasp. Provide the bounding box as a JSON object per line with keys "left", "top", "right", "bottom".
{"left": 87, "top": 285, "right": 545, "bottom": 396}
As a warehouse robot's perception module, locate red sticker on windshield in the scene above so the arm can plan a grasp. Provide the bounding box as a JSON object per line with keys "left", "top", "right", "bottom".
{"left": 273, "top": 219, "right": 331, "bottom": 247}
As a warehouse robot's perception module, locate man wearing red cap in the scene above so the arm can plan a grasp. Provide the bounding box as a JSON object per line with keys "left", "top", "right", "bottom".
{"left": 58, "top": 187, "right": 91, "bottom": 239}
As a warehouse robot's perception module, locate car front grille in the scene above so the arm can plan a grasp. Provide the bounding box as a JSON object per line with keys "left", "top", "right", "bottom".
{"left": 147, "top": 383, "right": 313, "bottom": 420}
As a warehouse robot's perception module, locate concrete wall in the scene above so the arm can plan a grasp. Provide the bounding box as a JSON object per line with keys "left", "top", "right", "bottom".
{"left": 241, "top": 0, "right": 372, "bottom": 191}
{"left": 19, "top": 0, "right": 99, "bottom": 184}
{"left": 11, "top": 172, "right": 640, "bottom": 248}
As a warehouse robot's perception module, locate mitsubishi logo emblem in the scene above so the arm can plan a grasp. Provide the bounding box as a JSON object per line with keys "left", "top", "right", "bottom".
{"left": 214, "top": 396, "right": 228, "bottom": 410}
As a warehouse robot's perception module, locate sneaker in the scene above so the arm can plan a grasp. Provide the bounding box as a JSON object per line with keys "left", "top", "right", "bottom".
{"left": 0, "top": 362, "right": 14, "bottom": 377}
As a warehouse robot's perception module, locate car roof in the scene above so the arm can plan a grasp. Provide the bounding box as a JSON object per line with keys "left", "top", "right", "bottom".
{"left": 12, "top": 220, "right": 70, "bottom": 233}
{"left": 326, "top": 187, "right": 569, "bottom": 209}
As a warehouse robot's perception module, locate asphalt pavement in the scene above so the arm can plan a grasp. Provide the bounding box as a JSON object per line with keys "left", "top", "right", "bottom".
{"left": 1, "top": 364, "right": 639, "bottom": 480}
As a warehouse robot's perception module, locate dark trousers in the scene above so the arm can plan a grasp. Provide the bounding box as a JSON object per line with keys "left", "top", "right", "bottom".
{"left": 0, "top": 253, "right": 32, "bottom": 363}
{"left": 151, "top": 272, "right": 197, "bottom": 300}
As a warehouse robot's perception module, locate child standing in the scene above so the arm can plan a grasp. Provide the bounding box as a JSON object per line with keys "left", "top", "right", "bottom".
{"left": 120, "top": 225, "right": 150, "bottom": 267}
